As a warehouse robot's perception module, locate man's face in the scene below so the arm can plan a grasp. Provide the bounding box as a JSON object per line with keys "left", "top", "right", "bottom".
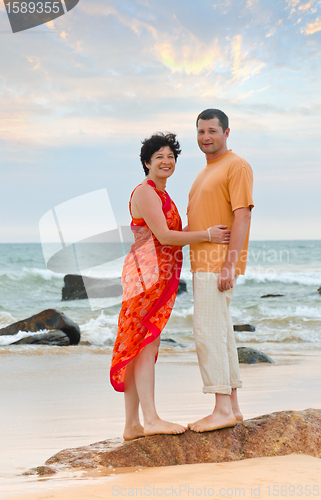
{"left": 197, "top": 117, "right": 230, "bottom": 158}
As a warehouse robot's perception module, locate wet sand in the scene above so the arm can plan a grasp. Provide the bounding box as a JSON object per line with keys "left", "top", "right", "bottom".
{"left": 1, "top": 349, "right": 321, "bottom": 498}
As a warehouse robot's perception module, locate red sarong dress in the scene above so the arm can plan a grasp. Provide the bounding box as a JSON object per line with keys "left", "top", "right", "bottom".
{"left": 110, "top": 180, "right": 183, "bottom": 392}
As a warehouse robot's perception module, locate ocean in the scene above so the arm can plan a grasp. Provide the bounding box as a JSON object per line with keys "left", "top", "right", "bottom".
{"left": 0, "top": 241, "right": 321, "bottom": 356}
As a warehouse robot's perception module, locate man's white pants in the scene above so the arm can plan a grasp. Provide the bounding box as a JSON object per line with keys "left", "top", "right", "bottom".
{"left": 193, "top": 272, "right": 242, "bottom": 395}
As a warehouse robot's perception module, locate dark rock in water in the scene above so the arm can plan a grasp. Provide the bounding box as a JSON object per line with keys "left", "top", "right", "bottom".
{"left": 177, "top": 279, "right": 187, "bottom": 295}
{"left": 160, "top": 338, "right": 187, "bottom": 348}
{"left": 30, "top": 409, "right": 321, "bottom": 473}
{"left": 261, "top": 294, "right": 285, "bottom": 298}
{"left": 62, "top": 274, "right": 187, "bottom": 301}
{"left": 237, "top": 347, "right": 274, "bottom": 364}
{"left": 0, "top": 309, "right": 81, "bottom": 345}
{"left": 62, "top": 274, "right": 123, "bottom": 301}
{"left": 13, "top": 330, "right": 70, "bottom": 346}
{"left": 233, "top": 324, "right": 255, "bottom": 332}
{"left": 318, "top": 287, "right": 321, "bottom": 295}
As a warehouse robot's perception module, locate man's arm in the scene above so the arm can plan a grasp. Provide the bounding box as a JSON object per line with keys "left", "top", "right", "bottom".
{"left": 217, "top": 207, "right": 252, "bottom": 292}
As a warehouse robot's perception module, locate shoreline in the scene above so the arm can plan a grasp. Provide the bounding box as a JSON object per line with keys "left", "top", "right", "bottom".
{"left": 1, "top": 352, "right": 320, "bottom": 498}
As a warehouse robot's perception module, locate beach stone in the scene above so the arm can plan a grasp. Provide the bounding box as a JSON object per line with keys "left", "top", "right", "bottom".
{"left": 233, "top": 324, "right": 255, "bottom": 332}
{"left": 237, "top": 347, "right": 274, "bottom": 364}
{"left": 38, "top": 409, "right": 321, "bottom": 473}
{"left": 160, "top": 338, "right": 187, "bottom": 348}
{"left": 13, "top": 330, "right": 70, "bottom": 346}
{"left": 62, "top": 274, "right": 187, "bottom": 300}
{"left": 261, "top": 294, "right": 285, "bottom": 298}
{"left": 0, "top": 309, "right": 81, "bottom": 345}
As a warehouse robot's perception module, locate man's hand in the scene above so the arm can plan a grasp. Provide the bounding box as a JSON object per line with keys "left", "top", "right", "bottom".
{"left": 218, "top": 262, "right": 235, "bottom": 292}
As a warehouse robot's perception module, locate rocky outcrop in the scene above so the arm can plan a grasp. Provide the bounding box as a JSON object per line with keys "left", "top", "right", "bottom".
{"left": 237, "top": 347, "right": 274, "bottom": 364}
{"left": 233, "top": 324, "right": 255, "bottom": 332}
{"left": 62, "top": 274, "right": 188, "bottom": 301}
{"left": 28, "top": 409, "right": 320, "bottom": 474}
{"left": 0, "top": 309, "right": 81, "bottom": 345}
{"left": 318, "top": 286, "right": 321, "bottom": 295}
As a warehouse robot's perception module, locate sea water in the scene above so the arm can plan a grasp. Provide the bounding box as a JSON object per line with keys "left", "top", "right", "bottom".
{"left": 0, "top": 241, "right": 320, "bottom": 356}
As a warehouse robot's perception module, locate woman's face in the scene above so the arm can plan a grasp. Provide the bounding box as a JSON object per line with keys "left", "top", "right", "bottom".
{"left": 145, "top": 146, "right": 176, "bottom": 179}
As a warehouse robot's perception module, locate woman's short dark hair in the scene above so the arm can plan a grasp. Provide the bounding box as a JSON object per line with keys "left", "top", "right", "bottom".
{"left": 140, "top": 132, "right": 181, "bottom": 176}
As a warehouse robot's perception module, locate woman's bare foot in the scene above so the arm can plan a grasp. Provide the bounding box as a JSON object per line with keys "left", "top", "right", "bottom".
{"left": 123, "top": 423, "right": 145, "bottom": 441}
{"left": 188, "top": 410, "right": 237, "bottom": 433}
{"left": 144, "top": 417, "right": 187, "bottom": 436}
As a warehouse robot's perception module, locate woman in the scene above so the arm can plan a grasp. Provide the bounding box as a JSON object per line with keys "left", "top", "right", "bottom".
{"left": 110, "top": 133, "right": 230, "bottom": 440}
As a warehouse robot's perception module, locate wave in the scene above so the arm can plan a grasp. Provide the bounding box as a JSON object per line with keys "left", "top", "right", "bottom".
{"left": 80, "top": 311, "right": 116, "bottom": 346}
{"left": 0, "top": 267, "right": 64, "bottom": 282}
{"left": 238, "top": 271, "right": 321, "bottom": 287}
{"left": 0, "top": 329, "right": 50, "bottom": 346}
{"left": 234, "top": 328, "right": 321, "bottom": 344}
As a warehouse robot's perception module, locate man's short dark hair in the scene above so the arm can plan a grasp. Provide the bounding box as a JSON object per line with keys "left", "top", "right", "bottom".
{"left": 196, "top": 109, "right": 229, "bottom": 132}
{"left": 140, "top": 132, "right": 181, "bottom": 176}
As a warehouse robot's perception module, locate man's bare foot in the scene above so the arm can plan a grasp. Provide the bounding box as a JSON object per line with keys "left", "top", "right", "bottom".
{"left": 188, "top": 411, "right": 237, "bottom": 433}
{"left": 123, "top": 423, "right": 145, "bottom": 441}
{"left": 144, "top": 418, "right": 187, "bottom": 436}
{"left": 233, "top": 411, "right": 243, "bottom": 423}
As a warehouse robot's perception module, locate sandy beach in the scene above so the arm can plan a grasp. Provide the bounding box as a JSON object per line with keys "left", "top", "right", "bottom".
{"left": 1, "top": 349, "right": 321, "bottom": 499}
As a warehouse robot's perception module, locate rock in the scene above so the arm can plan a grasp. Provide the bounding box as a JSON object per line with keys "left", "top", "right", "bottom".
{"left": 237, "top": 347, "right": 274, "bottom": 364}
{"left": 23, "top": 466, "right": 56, "bottom": 476}
{"left": 233, "top": 324, "right": 255, "bottom": 332}
{"left": 0, "top": 309, "right": 81, "bottom": 345}
{"left": 62, "top": 275, "right": 123, "bottom": 301}
{"left": 261, "top": 294, "right": 285, "bottom": 298}
{"left": 29, "top": 409, "right": 320, "bottom": 474}
{"left": 160, "top": 338, "right": 187, "bottom": 348}
{"left": 177, "top": 279, "right": 187, "bottom": 295}
{"left": 62, "top": 274, "right": 187, "bottom": 301}
{"left": 13, "top": 330, "right": 70, "bottom": 346}
{"left": 318, "top": 287, "right": 321, "bottom": 294}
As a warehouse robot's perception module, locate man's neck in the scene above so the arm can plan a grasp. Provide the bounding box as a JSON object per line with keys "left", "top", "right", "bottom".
{"left": 206, "top": 146, "right": 228, "bottom": 162}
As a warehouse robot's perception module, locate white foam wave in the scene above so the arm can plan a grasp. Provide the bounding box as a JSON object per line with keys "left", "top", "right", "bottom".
{"left": 235, "top": 328, "right": 321, "bottom": 344}
{"left": 255, "top": 304, "right": 321, "bottom": 320}
{"left": 170, "top": 306, "right": 194, "bottom": 318}
{"left": 238, "top": 270, "right": 321, "bottom": 286}
{"left": 0, "top": 312, "right": 17, "bottom": 328}
{"left": 0, "top": 267, "right": 63, "bottom": 281}
{"left": 80, "top": 311, "right": 116, "bottom": 345}
{"left": 0, "top": 329, "right": 50, "bottom": 346}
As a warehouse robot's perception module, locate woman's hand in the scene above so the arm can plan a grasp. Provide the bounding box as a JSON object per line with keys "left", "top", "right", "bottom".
{"left": 209, "top": 225, "right": 231, "bottom": 244}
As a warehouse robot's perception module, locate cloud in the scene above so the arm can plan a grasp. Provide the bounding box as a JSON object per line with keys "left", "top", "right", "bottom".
{"left": 301, "top": 17, "right": 321, "bottom": 33}
{"left": 231, "top": 35, "right": 266, "bottom": 82}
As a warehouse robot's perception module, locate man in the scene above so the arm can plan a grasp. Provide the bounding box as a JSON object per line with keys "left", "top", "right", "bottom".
{"left": 187, "top": 108, "right": 254, "bottom": 432}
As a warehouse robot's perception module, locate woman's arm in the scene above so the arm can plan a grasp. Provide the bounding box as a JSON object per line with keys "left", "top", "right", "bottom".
{"left": 131, "top": 184, "right": 230, "bottom": 246}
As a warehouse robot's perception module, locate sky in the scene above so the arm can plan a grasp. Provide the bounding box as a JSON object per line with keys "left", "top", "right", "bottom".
{"left": 0, "top": 0, "right": 321, "bottom": 242}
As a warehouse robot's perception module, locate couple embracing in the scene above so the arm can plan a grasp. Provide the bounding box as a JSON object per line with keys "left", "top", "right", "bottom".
{"left": 110, "top": 108, "right": 254, "bottom": 439}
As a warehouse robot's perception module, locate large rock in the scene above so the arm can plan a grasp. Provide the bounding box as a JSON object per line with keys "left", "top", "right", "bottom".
{"left": 30, "top": 409, "right": 320, "bottom": 474}
{"left": 237, "top": 347, "right": 274, "bottom": 364}
{"left": 0, "top": 309, "right": 81, "bottom": 345}
{"left": 62, "top": 274, "right": 187, "bottom": 301}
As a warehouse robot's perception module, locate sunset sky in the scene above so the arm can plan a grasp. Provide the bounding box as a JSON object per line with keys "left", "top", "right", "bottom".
{"left": 1, "top": 0, "right": 320, "bottom": 242}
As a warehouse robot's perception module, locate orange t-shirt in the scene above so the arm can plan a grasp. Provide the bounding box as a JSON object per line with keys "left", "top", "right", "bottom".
{"left": 187, "top": 150, "right": 254, "bottom": 275}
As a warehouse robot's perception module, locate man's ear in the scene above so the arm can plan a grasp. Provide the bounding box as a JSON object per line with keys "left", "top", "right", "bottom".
{"left": 225, "top": 128, "right": 230, "bottom": 139}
